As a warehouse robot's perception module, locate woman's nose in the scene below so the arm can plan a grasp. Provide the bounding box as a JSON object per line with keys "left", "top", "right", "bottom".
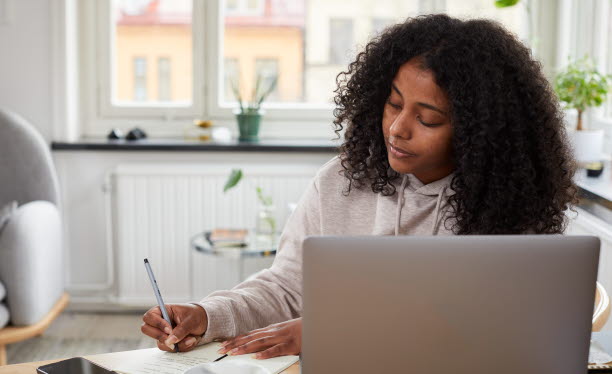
{"left": 389, "top": 111, "right": 413, "bottom": 140}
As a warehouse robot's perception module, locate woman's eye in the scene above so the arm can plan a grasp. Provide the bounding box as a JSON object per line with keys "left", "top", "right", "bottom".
{"left": 417, "top": 116, "right": 442, "bottom": 127}
{"left": 386, "top": 100, "right": 402, "bottom": 109}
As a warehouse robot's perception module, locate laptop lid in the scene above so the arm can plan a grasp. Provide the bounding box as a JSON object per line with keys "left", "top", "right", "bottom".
{"left": 302, "top": 235, "right": 600, "bottom": 374}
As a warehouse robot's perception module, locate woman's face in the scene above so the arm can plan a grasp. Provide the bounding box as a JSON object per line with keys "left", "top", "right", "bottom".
{"left": 382, "top": 58, "right": 454, "bottom": 184}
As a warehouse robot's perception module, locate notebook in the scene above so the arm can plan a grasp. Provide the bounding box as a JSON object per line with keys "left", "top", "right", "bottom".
{"left": 111, "top": 342, "right": 299, "bottom": 374}
{"left": 590, "top": 332, "right": 612, "bottom": 372}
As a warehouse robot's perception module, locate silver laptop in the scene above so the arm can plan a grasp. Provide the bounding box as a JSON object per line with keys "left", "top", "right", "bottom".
{"left": 302, "top": 235, "right": 600, "bottom": 374}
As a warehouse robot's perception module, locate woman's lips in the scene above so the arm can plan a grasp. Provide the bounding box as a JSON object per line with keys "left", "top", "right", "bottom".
{"left": 388, "top": 142, "right": 417, "bottom": 158}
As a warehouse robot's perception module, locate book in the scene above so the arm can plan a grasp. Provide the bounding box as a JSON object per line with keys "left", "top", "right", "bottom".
{"left": 207, "top": 228, "right": 248, "bottom": 248}
{"left": 112, "top": 342, "right": 299, "bottom": 374}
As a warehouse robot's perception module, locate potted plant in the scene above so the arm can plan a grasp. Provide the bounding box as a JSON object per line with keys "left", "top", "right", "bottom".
{"left": 230, "top": 73, "right": 278, "bottom": 142}
{"left": 554, "top": 56, "right": 610, "bottom": 163}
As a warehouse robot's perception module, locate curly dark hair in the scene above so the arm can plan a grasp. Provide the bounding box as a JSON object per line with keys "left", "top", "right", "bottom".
{"left": 332, "top": 13, "right": 578, "bottom": 235}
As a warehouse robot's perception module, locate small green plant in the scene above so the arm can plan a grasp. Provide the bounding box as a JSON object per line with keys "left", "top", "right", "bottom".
{"left": 494, "top": 0, "right": 520, "bottom": 7}
{"left": 554, "top": 56, "right": 611, "bottom": 131}
{"left": 223, "top": 169, "right": 276, "bottom": 233}
{"left": 230, "top": 73, "right": 278, "bottom": 115}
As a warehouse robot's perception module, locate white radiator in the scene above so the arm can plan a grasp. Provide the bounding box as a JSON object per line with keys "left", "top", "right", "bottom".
{"left": 110, "top": 163, "right": 318, "bottom": 306}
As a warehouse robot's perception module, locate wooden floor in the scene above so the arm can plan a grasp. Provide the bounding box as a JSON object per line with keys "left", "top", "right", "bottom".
{"left": 5, "top": 312, "right": 156, "bottom": 365}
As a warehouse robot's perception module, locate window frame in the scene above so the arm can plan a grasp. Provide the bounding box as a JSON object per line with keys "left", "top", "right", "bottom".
{"left": 75, "top": 0, "right": 559, "bottom": 138}
{"left": 82, "top": 0, "right": 336, "bottom": 132}
{"left": 203, "top": 0, "right": 335, "bottom": 122}
{"left": 92, "top": 0, "right": 205, "bottom": 119}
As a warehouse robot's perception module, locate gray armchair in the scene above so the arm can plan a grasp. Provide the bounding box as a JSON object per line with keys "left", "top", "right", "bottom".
{"left": 0, "top": 108, "right": 67, "bottom": 365}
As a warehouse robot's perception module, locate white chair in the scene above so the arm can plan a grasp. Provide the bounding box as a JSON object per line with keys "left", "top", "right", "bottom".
{"left": 0, "top": 108, "right": 69, "bottom": 365}
{"left": 593, "top": 281, "right": 610, "bottom": 332}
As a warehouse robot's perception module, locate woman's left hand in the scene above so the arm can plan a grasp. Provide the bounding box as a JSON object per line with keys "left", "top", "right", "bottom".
{"left": 217, "top": 318, "right": 302, "bottom": 359}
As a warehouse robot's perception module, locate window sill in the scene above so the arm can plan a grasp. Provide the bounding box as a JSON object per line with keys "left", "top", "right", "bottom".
{"left": 51, "top": 137, "right": 340, "bottom": 153}
{"left": 575, "top": 164, "right": 612, "bottom": 224}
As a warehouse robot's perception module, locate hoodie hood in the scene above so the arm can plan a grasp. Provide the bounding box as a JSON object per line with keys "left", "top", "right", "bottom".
{"left": 395, "top": 172, "right": 455, "bottom": 236}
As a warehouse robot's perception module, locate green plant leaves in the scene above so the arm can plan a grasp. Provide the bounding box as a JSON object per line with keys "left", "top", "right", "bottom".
{"left": 223, "top": 169, "right": 243, "bottom": 193}
{"left": 494, "top": 0, "right": 520, "bottom": 8}
{"left": 554, "top": 55, "right": 611, "bottom": 117}
{"left": 230, "top": 70, "right": 278, "bottom": 114}
{"left": 256, "top": 186, "right": 274, "bottom": 206}
{"left": 224, "top": 170, "right": 275, "bottom": 208}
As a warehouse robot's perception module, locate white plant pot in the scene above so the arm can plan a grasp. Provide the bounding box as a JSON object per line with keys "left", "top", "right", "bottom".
{"left": 569, "top": 129, "right": 605, "bottom": 163}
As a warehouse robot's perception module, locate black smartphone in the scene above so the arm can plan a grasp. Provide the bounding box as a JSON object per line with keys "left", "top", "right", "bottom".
{"left": 36, "top": 357, "right": 118, "bottom": 374}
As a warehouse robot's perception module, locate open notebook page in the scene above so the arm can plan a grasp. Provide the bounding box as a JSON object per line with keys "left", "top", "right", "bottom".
{"left": 221, "top": 352, "right": 299, "bottom": 373}
{"left": 112, "top": 342, "right": 299, "bottom": 374}
{"left": 112, "top": 342, "right": 223, "bottom": 374}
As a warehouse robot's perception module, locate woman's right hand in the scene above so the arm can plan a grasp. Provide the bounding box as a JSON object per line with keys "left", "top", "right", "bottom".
{"left": 141, "top": 303, "right": 208, "bottom": 352}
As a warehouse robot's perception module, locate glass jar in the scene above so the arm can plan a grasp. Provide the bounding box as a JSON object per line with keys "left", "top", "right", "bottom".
{"left": 255, "top": 204, "right": 277, "bottom": 249}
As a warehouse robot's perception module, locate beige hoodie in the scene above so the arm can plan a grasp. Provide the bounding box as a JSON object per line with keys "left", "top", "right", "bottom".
{"left": 194, "top": 155, "right": 456, "bottom": 343}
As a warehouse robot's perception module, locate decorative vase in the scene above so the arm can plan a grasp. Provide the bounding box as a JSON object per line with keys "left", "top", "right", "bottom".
{"left": 235, "top": 109, "right": 264, "bottom": 141}
{"left": 255, "top": 203, "right": 277, "bottom": 248}
{"left": 570, "top": 129, "right": 605, "bottom": 164}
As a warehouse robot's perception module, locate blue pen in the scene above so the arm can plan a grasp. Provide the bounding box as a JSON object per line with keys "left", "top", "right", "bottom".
{"left": 144, "top": 258, "right": 179, "bottom": 352}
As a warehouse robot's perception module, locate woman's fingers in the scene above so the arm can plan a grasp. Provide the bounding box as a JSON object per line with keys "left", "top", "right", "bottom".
{"left": 142, "top": 307, "right": 172, "bottom": 335}
{"left": 142, "top": 322, "right": 200, "bottom": 352}
{"left": 176, "top": 334, "right": 202, "bottom": 352}
{"left": 141, "top": 322, "right": 169, "bottom": 342}
{"left": 253, "top": 343, "right": 292, "bottom": 359}
{"left": 156, "top": 340, "right": 175, "bottom": 352}
{"left": 224, "top": 335, "right": 284, "bottom": 356}
{"left": 223, "top": 323, "right": 285, "bottom": 345}
{"left": 219, "top": 330, "right": 271, "bottom": 353}
{"left": 141, "top": 323, "right": 182, "bottom": 350}
{"left": 227, "top": 335, "right": 282, "bottom": 355}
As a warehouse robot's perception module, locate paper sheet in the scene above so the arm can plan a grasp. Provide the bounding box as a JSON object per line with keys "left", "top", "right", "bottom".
{"left": 113, "top": 343, "right": 223, "bottom": 374}
{"left": 222, "top": 352, "right": 299, "bottom": 373}
{"left": 112, "top": 342, "right": 299, "bottom": 374}
{"left": 589, "top": 340, "right": 612, "bottom": 365}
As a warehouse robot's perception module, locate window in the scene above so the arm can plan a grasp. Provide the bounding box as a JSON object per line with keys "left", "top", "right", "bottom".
{"left": 220, "top": 0, "right": 422, "bottom": 107}
{"left": 158, "top": 57, "right": 172, "bottom": 101}
{"left": 78, "top": 0, "right": 542, "bottom": 137}
{"left": 556, "top": 0, "right": 612, "bottom": 122}
{"left": 255, "top": 58, "right": 280, "bottom": 101}
{"left": 107, "top": 0, "right": 194, "bottom": 110}
{"left": 445, "top": 0, "right": 527, "bottom": 38}
{"left": 371, "top": 18, "right": 395, "bottom": 37}
{"left": 133, "top": 57, "right": 147, "bottom": 101}
{"left": 223, "top": 58, "right": 239, "bottom": 102}
{"left": 329, "top": 19, "right": 354, "bottom": 66}
{"left": 225, "top": 0, "right": 264, "bottom": 16}
{"left": 605, "top": 3, "right": 612, "bottom": 118}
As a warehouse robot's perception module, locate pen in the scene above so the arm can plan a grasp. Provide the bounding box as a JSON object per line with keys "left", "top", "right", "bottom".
{"left": 144, "top": 258, "right": 179, "bottom": 353}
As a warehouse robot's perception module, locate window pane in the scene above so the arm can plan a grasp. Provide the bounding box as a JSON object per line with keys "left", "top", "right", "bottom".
{"left": 223, "top": 58, "right": 240, "bottom": 102}
{"left": 222, "top": 0, "right": 420, "bottom": 106}
{"left": 221, "top": 0, "right": 529, "bottom": 107}
{"left": 607, "top": 3, "right": 612, "bottom": 117}
{"left": 255, "top": 58, "right": 280, "bottom": 101}
{"left": 112, "top": 0, "right": 192, "bottom": 106}
{"left": 329, "top": 19, "right": 354, "bottom": 66}
{"left": 133, "top": 57, "right": 147, "bottom": 101}
{"left": 445, "top": 0, "right": 527, "bottom": 39}
{"left": 158, "top": 57, "right": 172, "bottom": 101}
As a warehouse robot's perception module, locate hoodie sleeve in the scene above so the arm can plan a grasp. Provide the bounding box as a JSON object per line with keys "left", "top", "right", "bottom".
{"left": 192, "top": 174, "right": 322, "bottom": 344}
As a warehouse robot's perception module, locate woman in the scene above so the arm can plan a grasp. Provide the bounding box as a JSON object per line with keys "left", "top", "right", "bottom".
{"left": 140, "top": 14, "right": 577, "bottom": 359}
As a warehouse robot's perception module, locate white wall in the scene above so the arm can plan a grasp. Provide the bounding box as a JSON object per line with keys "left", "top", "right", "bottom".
{"left": 0, "top": 0, "right": 54, "bottom": 141}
